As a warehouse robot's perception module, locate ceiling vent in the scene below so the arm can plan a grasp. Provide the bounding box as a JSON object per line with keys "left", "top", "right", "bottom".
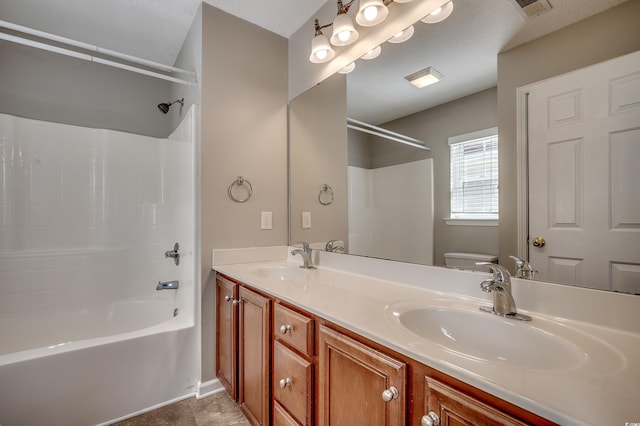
{"left": 513, "top": 0, "right": 552, "bottom": 18}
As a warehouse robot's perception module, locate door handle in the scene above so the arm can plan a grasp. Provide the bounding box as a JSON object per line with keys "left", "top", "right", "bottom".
{"left": 532, "top": 237, "right": 546, "bottom": 248}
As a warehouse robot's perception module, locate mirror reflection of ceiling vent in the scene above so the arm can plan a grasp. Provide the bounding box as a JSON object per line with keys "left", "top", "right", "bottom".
{"left": 513, "top": 0, "right": 552, "bottom": 18}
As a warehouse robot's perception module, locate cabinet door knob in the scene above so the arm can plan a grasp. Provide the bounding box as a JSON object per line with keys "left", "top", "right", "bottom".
{"left": 279, "top": 324, "right": 292, "bottom": 334}
{"left": 381, "top": 386, "right": 399, "bottom": 402}
{"left": 279, "top": 378, "right": 292, "bottom": 389}
{"left": 421, "top": 412, "right": 440, "bottom": 426}
{"left": 224, "top": 295, "right": 240, "bottom": 304}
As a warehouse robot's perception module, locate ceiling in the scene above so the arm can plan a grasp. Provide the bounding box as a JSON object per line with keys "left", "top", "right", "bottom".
{"left": 0, "top": 0, "right": 628, "bottom": 124}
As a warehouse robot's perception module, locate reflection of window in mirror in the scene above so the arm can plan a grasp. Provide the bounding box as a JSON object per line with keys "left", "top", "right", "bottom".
{"left": 447, "top": 127, "right": 498, "bottom": 226}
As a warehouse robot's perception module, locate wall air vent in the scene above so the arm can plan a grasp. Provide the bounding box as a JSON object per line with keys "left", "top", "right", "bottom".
{"left": 513, "top": 0, "right": 552, "bottom": 18}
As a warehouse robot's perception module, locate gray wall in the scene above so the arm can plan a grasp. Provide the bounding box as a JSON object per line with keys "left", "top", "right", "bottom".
{"left": 290, "top": 74, "right": 349, "bottom": 249}
{"left": 199, "top": 4, "right": 289, "bottom": 382}
{"left": 171, "top": 5, "right": 203, "bottom": 130}
{"left": 497, "top": 0, "right": 640, "bottom": 267}
{"left": 348, "top": 126, "right": 373, "bottom": 169}
{"left": 0, "top": 35, "right": 173, "bottom": 137}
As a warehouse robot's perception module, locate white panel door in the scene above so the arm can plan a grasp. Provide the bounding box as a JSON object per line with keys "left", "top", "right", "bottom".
{"left": 527, "top": 50, "right": 640, "bottom": 293}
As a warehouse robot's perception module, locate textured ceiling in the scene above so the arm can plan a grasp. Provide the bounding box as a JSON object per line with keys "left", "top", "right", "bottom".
{"left": 347, "top": 0, "right": 629, "bottom": 124}
{"left": 0, "top": 0, "right": 629, "bottom": 123}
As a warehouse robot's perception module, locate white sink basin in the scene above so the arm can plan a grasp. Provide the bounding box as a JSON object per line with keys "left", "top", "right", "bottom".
{"left": 253, "top": 265, "right": 313, "bottom": 281}
{"left": 393, "top": 306, "right": 591, "bottom": 370}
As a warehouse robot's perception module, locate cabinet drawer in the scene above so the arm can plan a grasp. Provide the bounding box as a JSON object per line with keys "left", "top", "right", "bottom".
{"left": 274, "top": 400, "right": 302, "bottom": 426}
{"left": 273, "top": 341, "right": 313, "bottom": 426}
{"left": 274, "top": 303, "right": 314, "bottom": 356}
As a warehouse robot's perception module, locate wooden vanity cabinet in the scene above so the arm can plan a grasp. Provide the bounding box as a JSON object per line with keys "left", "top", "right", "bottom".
{"left": 216, "top": 275, "right": 271, "bottom": 425}
{"left": 318, "top": 325, "right": 407, "bottom": 426}
{"left": 216, "top": 274, "right": 555, "bottom": 426}
{"left": 424, "top": 377, "right": 529, "bottom": 426}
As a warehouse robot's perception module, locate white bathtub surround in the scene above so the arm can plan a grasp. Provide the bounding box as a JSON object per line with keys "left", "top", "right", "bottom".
{"left": 0, "top": 108, "right": 198, "bottom": 425}
{"left": 348, "top": 159, "right": 434, "bottom": 265}
{"left": 212, "top": 247, "right": 640, "bottom": 426}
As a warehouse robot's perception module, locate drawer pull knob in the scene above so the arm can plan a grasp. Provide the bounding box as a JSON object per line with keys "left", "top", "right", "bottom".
{"left": 381, "top": 386, "right": 399, "bottom": 402}
{"left": 421, "top": 412, "right": 440, "bottom": 426}
{"left": 279, "top": 378, "right": 292, "bottom": 389}
{"left": 224, "top": 295, "right": 240, "bottom": 305}
{"left": 279, "top": 324, "right": 292, "bottom": 334}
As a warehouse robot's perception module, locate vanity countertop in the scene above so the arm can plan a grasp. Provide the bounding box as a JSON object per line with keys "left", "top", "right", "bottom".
{"left": 212, "top": 247, "right": 640, "bottom": 426}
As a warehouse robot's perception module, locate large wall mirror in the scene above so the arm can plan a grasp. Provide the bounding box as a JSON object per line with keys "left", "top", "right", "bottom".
{"left": 289, "top": 0, "right": 640, "bottom": 294}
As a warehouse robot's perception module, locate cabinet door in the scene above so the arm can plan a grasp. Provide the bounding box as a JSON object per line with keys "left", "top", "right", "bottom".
{"left": 216, "top": 276, "right": 237, "bottom": 399}
{"left": 238, "top": 286, "right": 272, "bottom": 425}
{"left": 318, "top": 325, "right": 406, "bottom": 426}
{"left": 425, "top": 377, "right": 528, "bottom": 426}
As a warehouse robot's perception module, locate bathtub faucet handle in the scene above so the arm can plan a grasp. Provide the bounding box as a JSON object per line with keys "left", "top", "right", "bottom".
{"left": 165, "top": 242, "right": 180, "bottom": 266}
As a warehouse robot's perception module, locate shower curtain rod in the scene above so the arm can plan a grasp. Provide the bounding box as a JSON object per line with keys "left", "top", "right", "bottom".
{"left": 0, "top": 20, "right": 197, "bottom": 86}
{"left": 347, "top": 118, "right": 430, "bottom": 150}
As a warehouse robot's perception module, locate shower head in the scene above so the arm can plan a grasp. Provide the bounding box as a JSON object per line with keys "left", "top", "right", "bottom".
{"left": 157, "top": 98, "right": 184, "bottom": 114}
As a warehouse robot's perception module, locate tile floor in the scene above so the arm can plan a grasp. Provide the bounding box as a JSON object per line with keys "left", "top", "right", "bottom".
{"left": 111, "top": 391, "right": 250, "bottom": 425}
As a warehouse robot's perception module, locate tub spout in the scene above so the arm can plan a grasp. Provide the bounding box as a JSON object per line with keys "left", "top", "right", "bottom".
{"left": 157, "top": 280, "right": 179, "bottom": 290}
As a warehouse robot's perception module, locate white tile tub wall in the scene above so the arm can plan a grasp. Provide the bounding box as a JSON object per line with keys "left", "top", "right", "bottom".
{"left": 0, "top": 111, "right": 195, "bottom": 315}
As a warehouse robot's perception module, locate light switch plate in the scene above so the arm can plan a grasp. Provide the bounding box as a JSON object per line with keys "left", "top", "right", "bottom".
{"left": 261, "top": 211, "right": 272, "bottom": 230}
{"left": 302, "top": 211, "right": 311, "bottom": 229}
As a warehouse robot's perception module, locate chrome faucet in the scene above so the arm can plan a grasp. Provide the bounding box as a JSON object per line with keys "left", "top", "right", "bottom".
{"left": 476, "top": 263, "right": 531, "bottom": 321}
{"left": 291, "top": 242, "right": 316, "bottom": 269}
{"left": 325, "top": 240, "right": 345, "bottom": 253}
{"left": 165, "top": 242, "right": 180, "bottom": 266}
{"left": 157, "top": 280, "right": 179, "bottom": 290}
{"left": 509, "top": 255, "right": 537, "bottom": 280}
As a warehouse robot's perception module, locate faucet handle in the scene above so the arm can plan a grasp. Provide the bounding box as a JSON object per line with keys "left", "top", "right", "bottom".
{"left": 476, "top": 262, "right": 510, "bottom": 282}
{"left": 295, "top": 242, "right": 311, "bottom": 253}
{"left": 509, "top": 255, "right": 537, "bottom": 279}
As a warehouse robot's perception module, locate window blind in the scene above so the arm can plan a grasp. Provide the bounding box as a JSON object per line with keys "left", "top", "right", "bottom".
{"left": 449, "top": 131, "right": 499, "bottom": 219}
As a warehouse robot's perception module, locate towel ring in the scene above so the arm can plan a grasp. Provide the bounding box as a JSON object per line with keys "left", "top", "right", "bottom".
{"left": 319, "top": 184, "right": 334, "bottom": 205}
{"left": 228, "top": 176, "right": 253, "bottom": 203}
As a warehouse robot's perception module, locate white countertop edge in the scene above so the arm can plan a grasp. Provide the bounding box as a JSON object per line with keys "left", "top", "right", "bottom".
{"left": 212, "top": 247, "right": 640, "bottom": 334}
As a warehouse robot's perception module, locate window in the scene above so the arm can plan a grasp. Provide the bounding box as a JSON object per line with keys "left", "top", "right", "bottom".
{"left": 448, "top": 127, "right": 498, "bottom": 224}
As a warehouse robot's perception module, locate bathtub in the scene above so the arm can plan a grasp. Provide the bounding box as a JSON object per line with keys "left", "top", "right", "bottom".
{"left": 0, "top": 294, "right": 197, "bottom": 426}
{"left": 0, "top": 108, "right": 199, "bottom": 425}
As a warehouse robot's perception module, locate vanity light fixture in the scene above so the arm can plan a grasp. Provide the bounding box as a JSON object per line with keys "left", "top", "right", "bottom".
{"left": 388, "top": 25, "right": 414, "bottom": 43}
{"left": 405, "top": 66, "right": 443, "bottom": 88}
{"left": 309, "top": 0, "right": 455, "bottom": 64}
{"left": 330, "top": 0, "right": 359, "bottom": 46}
{"left": 310, "top": 19, "right": 336, "bottom": 63}
{"left": 356, "top": 0, "right": 389, "bottom": 26}
{"left": 421, "top": 1, "right": 454, "bottom": 23}
{"left": 338, "top": 62, "right": 356, "bottom": 74}
{"left": 360, "top": 45, "right": 382, "bottom": 60}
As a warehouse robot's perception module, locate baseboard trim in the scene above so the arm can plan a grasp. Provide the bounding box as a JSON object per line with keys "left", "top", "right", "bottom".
{"left": 196, "top": 378, "right": 224, "bottom": 399}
